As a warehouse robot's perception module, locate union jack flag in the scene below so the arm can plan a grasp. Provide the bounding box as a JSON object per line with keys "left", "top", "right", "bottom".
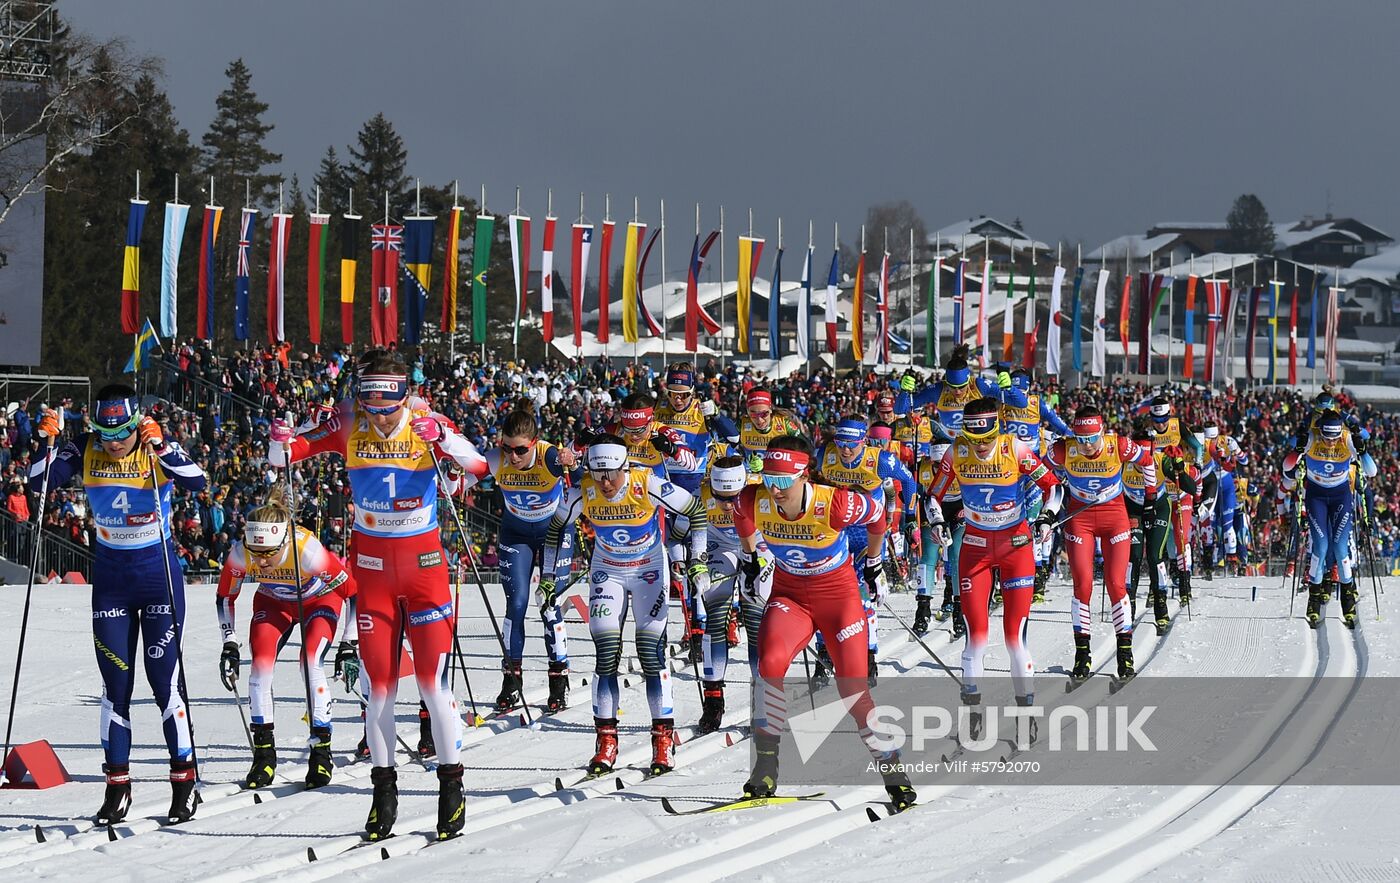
{"left": 237, "top": 211, "right": 255, "bottom": 275}
{"left": 372, "top": 225, "right": 403, "bottom": 252}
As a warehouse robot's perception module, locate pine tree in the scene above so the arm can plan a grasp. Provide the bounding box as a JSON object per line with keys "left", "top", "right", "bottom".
{"left": 346, "top": 113, "right": 411, "bottom": 220}
{"left": 1226, "top": 194, "right": 1275, "bottom": 254}
{"left": 200, "top": 58, "right": 281, "bottom": 208}
{"left": 313, "top": 145, "right": 353, "bottom": 215}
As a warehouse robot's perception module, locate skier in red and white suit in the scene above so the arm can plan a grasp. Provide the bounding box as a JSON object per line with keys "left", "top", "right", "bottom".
{"left": 269, "top": 351, "right": 487, "bottom": 842}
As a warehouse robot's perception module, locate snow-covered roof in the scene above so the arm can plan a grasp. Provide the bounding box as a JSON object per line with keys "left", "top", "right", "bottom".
{"left": 1155, "top": 252, "right": 1273, "bottom": 278}
{"left": 1272, "top": 221, "right": 1363, "bottom": 251}
{"left": 1150, "top": 222, "right": 1230, "bottom": 231}
{"left": 1337, "top": 243, "right": 1400, "bottom": 286}
{"left": 1085, "top": 232, "right": 1185, "bottom": 262}
{"left": 926, "top": 217, "right": 1051, "bottom": 253}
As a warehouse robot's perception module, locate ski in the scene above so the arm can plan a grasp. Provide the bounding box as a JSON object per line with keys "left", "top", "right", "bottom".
{"left": 660, "top": 792, "right": 827, "bottom": 815}
{"left": 866, "top": 800, "right": 917, "bottom": 822}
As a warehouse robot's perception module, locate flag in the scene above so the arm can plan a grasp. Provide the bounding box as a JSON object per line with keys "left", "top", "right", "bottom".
{"left": 1325, "top": 285, "right": 1340, "bottom": 383}
{"left": 1221, "top": 283, "right": 1237, "bottom": 382}
{"left": 1183, "top": 275, "right": 1198, "bottom": 380}
{"left": 1002, "top": 266, "right": 1016, "bottom": 362}
{"left": 736, "top": 235, "right": 764, "bottom": 354}
{"left": 159, "top": 201, "right": 188, "bottom": 339}
{"left": 370, "top": 222, "right": 403, "bottom": 347}
{"left": 124, "top": 317, "right": 159, "bottom": 373}
{"left": 234, "top": 207, "right": 257, "bottom": 342}
{"left": 441, "top": 207, "right": 461, "bottom": 334}
{"left": 622, "top": 221, "right": 646, "bottom": 343}
{"left": 1288, "top": 285, "right": 1299, "bottom": 386}
{"left": 401, "top": 216, "right": 434, "bottom": 346}
{"left": 1149, "top": 274, "right": 1173, "bottom": 325}
{"left": 196, "top": 204, "right": 222, "bottom": 341}
{"left": 1204, "top": 280, "right": 1224, "bottom": 383}
{"left": 850, "top": 252, "right": 865, "bottom": 362}
{"left": 977, "top": 260, "right": 991, "bottom": 368}
{"left": 121, "top": 198, "right": 148, "bottom": 335}
{"left": 308, "top": 212, "right": 329, "bottom": 345}
{"left": 470, "top": 214, "right": 494, "bottom": 345}
{"left": 824, "top": 250, "right": 839, "bottom": 353}
{"left": 1136, "top": 273, "right": 1153, "bottom": 374}
{"left": 340, "top": 213, "right": 361, "bottom": 345}
{"left": 1021, "top": 262, "right": 1037, "bottom": 370}
{"left": 1266, "top": 281, "right": 1282, "bottom": 384}
{"left": 571, "top": 223, "right": 594, "bottom": 348}
{"left": 1091, "top": 269, "right": 1109, "bottom": 378}
{"left": 797, "top": 245, "right": 812, "bottom": 360}
{"left": 636, "top": 227, "right": 664, "bottom": 337}
{"left": 540, "top": 216, "right": 556, "bottom": 342}
{"left": 683, "top": 231, "right": 722, "bottom": 351}
{"left": 952, "top": 259, "right": 966, "bottom": 347}
{"left": 1244, "top": 285, "right": 1262, "bottom": 380}
{"left": 1307, "top": 274, "right": 1319, "bottom": 369}
{"left": 1047, "top": 265, "right": 1064, "bottom": 376}
{"left": 768, "top": 245, "right": 784, "bottom": 359}
{"left": 509, "top": 214, "right": 531, "bottom": 345}
{"left": 1118, "top": 273, "right": 1132, "bottom": 364}
{"left": 1070, "top": 266, "right": 1085, "bottom": 372}
{"left": 267, "top": 212, "right": 291, "bottom": 343}
{"left": 927, "top": 257, "right": 941, "bottom": 368}
{"left": 597, "top": 221, "right": 614, "bottom": 343}
{"left": 877, "top": 251, "right": 892, "bottom": 363}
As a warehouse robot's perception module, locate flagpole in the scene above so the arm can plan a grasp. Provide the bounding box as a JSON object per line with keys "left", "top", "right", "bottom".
{"left": 480, "top": 184, "right": 487, "bottom": 361}
{"left": 660, "top": 197, "right": 668, "bottom": 366}
{"left": 1312, "top": 263, "right": 1318, "bottom": 389}
{"left": 777, "top": 215, "right": 784, "bottom": 368}
{"left": 908, "top": 226, "right": 915, "bottom": 371}
{"left": 807, "top": 219, "right": 814, "bottom": 379}
{"left": 632, "top": 196, "right": 638, "bottom": 369}
{"left": 1122, "top": 240, "right": 1130, "bottom": 376}
{"left": 134, "top": 169, "right": 141, "bottom": 361}
{"left": 1168, "top": 251, "right": 1175, "bottom": 385}
{"left": 576, "top": 191, "right": 585, "bottom": 373}
{"left": 719, "top": 205, "right": 726, "bottom": 373}
{"left": 694, "top": 202, "right": 701, "bottom": 359}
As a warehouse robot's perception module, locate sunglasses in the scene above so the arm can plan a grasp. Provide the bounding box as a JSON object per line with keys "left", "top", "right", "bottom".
{"left": 1075, "top": 433, "right": 1104, "bottom": 446}
{"left": 94, "top": 423, "right": 138, "bottom": 442}
{"left": 748, "top": 410, "right": 772, "bottom": 420}
{"left": 246, "top": 545, "right": 284, "bottom": 559}
{"left": 834, "top": 438, "right": 865, "bottom": 450}
{"left": 499, "top": 443, "right": 533, "bottom": 456}
{"left": 711, "top": 492, "right": 741, "bottom": 504}
{"left": 359, "top": 401, "right": 401, "bottom": 415}
{"left": 761, "top": 473, "right": 798, "bottom": 490}
{"left": 589, "top": 468, "right": 625, "bottom": 482}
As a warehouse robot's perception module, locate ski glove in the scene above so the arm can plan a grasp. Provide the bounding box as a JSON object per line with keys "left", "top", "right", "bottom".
{"left": 1033, "top": 511, "right": 1058, "bottom": 546}
{"left": 700, "top": 398, "right": 716, "bottom": 417}
{"left": 36, "top": 408, "right": 62, "bottom": 439}
{"left": 138, "top": 416, "right": 166, "bottom": 452}
{"left": 740, "top": 550, "right": 774, "bottom": 606}
{"left": 219, "top": 641, "right": 240, "bottom": 692}
{"left": 997, "top": 370, "right": 1013, "bottom": 390}
{"left": 335, "top": 641, "right": 360, "bottom": 694}
{"left": 537, "top": 577, "right": 559, "bottom": 616}
{"left": 863, "top": 558, "right": 890, "bottom": 604}
{"left": 687, "top": 562, "right": 711, "bottom": 599}
{"left": 900, "top": 374, "right": 917, "bottom": 392}
{"left": 650, "top": 433, "right": 678, "bottom": 458}
{"left": 410, "top": 414, "right": 445, "bottom": 443}
{"left": 746, "top": 453, "right": 764, "bottom": 473}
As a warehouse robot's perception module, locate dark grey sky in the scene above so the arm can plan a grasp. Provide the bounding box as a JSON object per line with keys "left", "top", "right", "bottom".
{"left": 63, "top": 0, "right": 1400, "bottom": 250}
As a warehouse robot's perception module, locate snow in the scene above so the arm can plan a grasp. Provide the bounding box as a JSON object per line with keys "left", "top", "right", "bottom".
{"left": 2, "top": 574, "right": 1400, "bottom": 881}
{"left": 1338, "top": 244, "right": 1400, "bottom": 287}
{"left": 1085, "top": 233, "right": 1183, "bottom": 262}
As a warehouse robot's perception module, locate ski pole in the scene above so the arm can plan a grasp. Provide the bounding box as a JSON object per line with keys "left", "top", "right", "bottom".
{"left": 431, "top": 453, "right": 535, "bottom": 727}
{"left": 881, "top": 601, "right": 965, "bottom": 690}
{"left": 0, "top": 432, "right": 54, "bottom": 778}
{"left": 448, "top": 546, "right": 482, "bottom": 725}
{"left": 229, "top": 675, "right": 255, "bottom": 752}
{"left": 281, "top": 414, "right": 318, "bottom": 739}
{"left": 146, "top": 445, "right": 201, "bottom": 783}
{"left": 799, "top": 648, "right": 819, "bottom": 715}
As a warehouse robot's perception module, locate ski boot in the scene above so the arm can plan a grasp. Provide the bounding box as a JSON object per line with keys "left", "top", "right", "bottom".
{"left": 546, "top": 661, "right": 570, "bottom": 713}
{"left": 649, "top": 718, "right": 677, "bottom": 776}
{"left": 743, "top": 734, "right": 780, "bottom": 798}
{"left": 1341, "top": 583, "right": 1358, "bottom": 630}
{"left": 1152, "top": 589, "right": 1170, "bottom": 636}
{"left": 1033, "top": 565, "right": 1049, "bottom": 604}
{"left": 950, "top": 598, "right": 966, "bottom": 640}
{"left": 1321, "top": 577, "right": 1337, "bottom": 604}
{"left": 245, "top": 723, "right": 277, "bottom": 789}
{"left": 436, "top": 762, "right": 465, "bottom": 840}
{"left": 810, "top": 644, "right": 834, "bottom": 690}
{"left": 867, "top": 649, "right": 879, "bottom": 688}
{"left": 168, "top": 759, "right": 199, "bottom": 824}
{"left": 933, "top": 583, "right": 954, "bottom": 622}
{"left": 494, "top": 660, "right": 523, "bottom": 715}
{"left": 1069, "top": 633, "right": 1092, "bottom": 685}
{"left": 95, "top": 763, "right": 132, "bottom": 826}
{"left": 1178, "top": 571, "right": 1192, "bottom": 606}
{"left": 913, "top": 595, "right": 932, "bottom": 636}
{"left": 991, "top": 587, "right": 1003, "bottom": 608}
{"left": 588, "top": 718, "right": 619, "bottom": 776}
{"left": 365, "top": 766, "right": 398, "bottom": 841}
{"left": 1115, "top": 634, "right": 1136, "bottom": 685}
{"left": 1306, "top": 583, "right": 1324, "bottom": 628}
{"left": 960, "top": 689, "right": 984, "bottom": 742}
{"left": 1128, "top": 590, "right": 1138, "bottom": 621}
{"left": 698, "top": 681, "right": 725, "bottom": 735}
{"left": 1014, "top": 694, "right": 1038, "bottom": 746}
{"left": 877, "top": 755, "right": 916, "bottom": 812}
{"left": 355, "top": 734, "right": 371, "bottom": 761}
{"left": 306, "top": 726, "right": 334, "bottom": 788}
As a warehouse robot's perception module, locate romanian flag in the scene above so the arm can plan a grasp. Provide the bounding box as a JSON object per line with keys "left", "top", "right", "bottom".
{"left": 442, "top": 207, "right": 462, "bottom": 334}
{"left": 308, "top": 212, "right": 329, "bottom": 345}
{"left": 470, "top": 213, "right": 494, "bottom": 345}
{"left": 540, "top": 216, "right": 556, "bottom": 342}
{"left": 402, "top": 215, "right": 435, "bottom": 346}
{"left": 1182, "top": 275, "right": 1198, "bottom": 380}
{"left": 597, "top": 221, "right": 614, "bottom": 344}
{"left": 850, "top": 252, "right": 865, "bottom": 362}
{"left": 234, "top": 207, "right": 257, "bottom": 342}
{"left": 622, "top": 221, "right": 646, "bottom": 344}
{"left": 570, "top": 223, "right": 593, "bottom": 348}
{"left": 370, "top": 223, "right": 403, "bottom": 347}
{"left": 509, "top": 214, "right": 531, "bottom": 345}
{"left": 121, "top": 198, "right": 148, "bottom": 335}
{"left": 340, "top": 213, "right": 361, "bottom": 345}
{"left": 124, "top": 317, "right": 160, "bottom": 373}
{"left": 684, "top": 230, "right": 721, "bottom": 351}
{"left": 196, "top": 204, "right": 222, "bottom": 341}
{"left": 267, "top": 212, "right": 291, "bottom": 344}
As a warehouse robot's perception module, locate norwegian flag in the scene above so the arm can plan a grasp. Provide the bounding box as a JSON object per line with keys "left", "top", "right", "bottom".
{"left": 1203, "top": 280, "right": 1226, "bottom": 383}
{"left": 370, "top": 223, "right": 403, "bottom": 347}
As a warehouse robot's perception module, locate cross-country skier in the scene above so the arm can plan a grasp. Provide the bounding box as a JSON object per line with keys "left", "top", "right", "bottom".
{"left": 1123, "top": 426, "right": 1194, "bottom": 634}
{"left": 1208, "top": 420, "right": 1249, "bottom": 576}
{"left": 269, "top": 350, "right": 487, "bottom": 842}
{"left": 733, "top": 388, "right": 806, "bottom": 477}
{"left": 999, "top": 368, "right": 1072, "bottom": 602}
{"left": 537, "top": 435, "right": 709, "bottom": 777}
{"left": 33, "top": 386, "right": 208, "bottom": 825}
{"left": 215, "top": 486, "right": 357, "bottom": 788}
{"left": 731, "top": 436, "right": 916, "bottom": 811}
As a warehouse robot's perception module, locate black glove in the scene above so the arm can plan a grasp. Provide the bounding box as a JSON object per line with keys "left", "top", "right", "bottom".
{"left": 1293, "top": 428, "right": 1309, "bottom": 453}
{"left": 650, "top": 433, "right": 678, "bottom": 457}
{"left": 573, "top": 427, "right": 597, "bottom": 448}
{"left": 335, "top": 640, "right": 360, "bottom": 693}
{"left": 1355, "top": 436, "right": 1369, "bottom": 455}
{"left": 219, "top": 641, "right": 240, "bottom": 692}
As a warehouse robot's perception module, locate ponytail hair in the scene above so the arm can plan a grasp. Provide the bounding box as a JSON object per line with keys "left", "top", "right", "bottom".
{"left": 946, "top": 343, "right": 971, "bottom": 371}
{"left": 501, "top": 397, "right": 540, "bottom": 440}
{"left": 247, "top": 485, "right": 293, "bottom": 526}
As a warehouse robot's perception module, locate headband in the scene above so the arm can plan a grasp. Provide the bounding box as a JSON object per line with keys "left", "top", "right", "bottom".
{"left": 1150, "top": 402, "right": 1171, "bottom": 419}
{"left": 94, "top": 397, "right": 138, "bottom": 429}
{"left": 1072, "top": 415, "right": 1105, "bottom": 437}
{"left": 586, "top": 443, "right": 629, "bottom": 472}
{"left": 961, "top": 412, "right": 998, "bottom": 439}
{"left": 869, "top": 425, "right": 893, "bottom": 441}
{"left": 620, "top": 407, "right": 653, "bottom": 429}
{"left": 747, "top": 391, "right": 772, "bottom": 409}
{"left": 710, "top": 464, "right": 748, "bottom": 495}
{"left": 666, "top": 368, "right": 695, "bottom": 390}
{"left": 359, "top": 374, "right": 408, "bottom": 404}
{"left": 244, "top": 521, "right": 287, "bottom": 550}
{"left": 834, "top": 418, "right": 868, "bottom": 443}
{"left": 763, "top": 449, "right": 810, "bottom": 476}
{"left": 945, "top": 367, "right": 970, "bottom": 386}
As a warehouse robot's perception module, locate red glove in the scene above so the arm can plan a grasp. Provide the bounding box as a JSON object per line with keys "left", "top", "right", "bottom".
{"left": 411, "top": 415, "right": 444, "bottom": 443}
{"left": 138, "top": 416, "right": 166, "bottom": 451}
{"left": 36, "top": 409, "right": 62, "bottom": 439}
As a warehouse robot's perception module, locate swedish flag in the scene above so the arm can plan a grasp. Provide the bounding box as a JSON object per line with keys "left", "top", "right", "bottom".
{"left": 125, "top": 318, "right": 160, "bottom": 373}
